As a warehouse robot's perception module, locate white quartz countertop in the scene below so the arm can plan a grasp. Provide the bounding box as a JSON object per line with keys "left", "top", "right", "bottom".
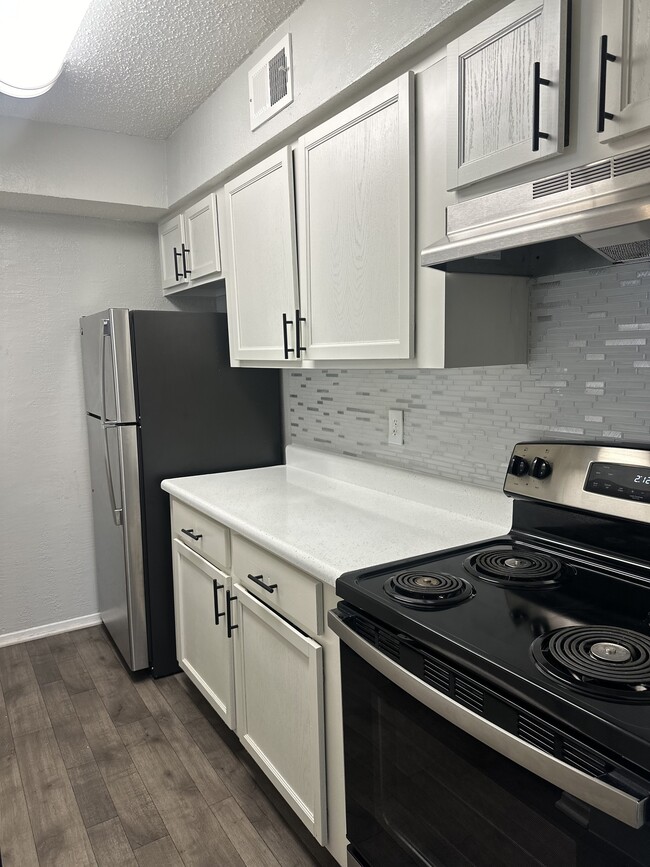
{"left": 161, "top": 447, "right": 513, "bottom": 588}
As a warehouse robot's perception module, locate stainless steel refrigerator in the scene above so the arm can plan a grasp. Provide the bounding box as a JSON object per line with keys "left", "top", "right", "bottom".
{"left": 80, "top": 309, "right": 282, "bottom": 675}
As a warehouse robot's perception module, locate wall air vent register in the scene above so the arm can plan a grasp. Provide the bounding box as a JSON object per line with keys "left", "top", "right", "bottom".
{"left": 248, "top": 34, "right": 294, "bottom": 131}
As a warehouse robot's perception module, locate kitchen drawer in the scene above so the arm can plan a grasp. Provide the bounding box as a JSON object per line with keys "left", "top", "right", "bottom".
{"left": 171, "top": 499, "right": 230, "bottom": 572}
{"left": 231, "top": 535, "right": 324, "bottom": 635}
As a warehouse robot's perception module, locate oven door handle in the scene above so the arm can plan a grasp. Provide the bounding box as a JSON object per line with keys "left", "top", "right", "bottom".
{"left": 328, "top": 610, "right": 648, "bottom": 830}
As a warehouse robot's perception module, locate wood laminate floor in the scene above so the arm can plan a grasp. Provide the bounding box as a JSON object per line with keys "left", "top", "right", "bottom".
{"left": 0, "top": 626, "right": 330, "bottom": 867}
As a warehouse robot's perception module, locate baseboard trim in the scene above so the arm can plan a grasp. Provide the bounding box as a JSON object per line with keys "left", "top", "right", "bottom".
{"left": 0, "top": 613, "right": 103, "bottom": 648}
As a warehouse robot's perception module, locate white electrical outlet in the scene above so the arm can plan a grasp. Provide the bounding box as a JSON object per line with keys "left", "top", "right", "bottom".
{"left": 388, "top": 409, "right": 403, "bottom": 446}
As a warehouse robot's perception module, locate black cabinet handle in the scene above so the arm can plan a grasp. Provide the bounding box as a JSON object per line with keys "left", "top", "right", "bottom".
{"left": 213, "top": 580, "right": 224, "bottom": 624}
{"left": 597, "top": 34, "right": 616, "bottom": 133}
{"left": 173, "top": 247, "right": 182, "bottom": 281}
{"left": 181, "top": 528, "right": 202, "bottom": 541}
{"left": 282, "top": 313, "right": 295, "bottom": 359}
{"left": 532, "top": 62, "right": 551, "bottom": 152}
{"left": 181, "top": 243, "right": 192, "bottom": 277}
{"left": 226, "top": 590, "right": 238, "bottom": 638}
{"left": 247, "top": 573, "right": 278, "bottom": 594}
{"left": 295, "top": 309, "right": 306, "bottom": 359}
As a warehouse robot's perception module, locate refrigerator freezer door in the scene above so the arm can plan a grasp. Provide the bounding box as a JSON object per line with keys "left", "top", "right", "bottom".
{"left": 80, "top": 308, "right": 137, "bottom": 423}
{"left": 86, "top": 416, "right": 148, "bottom": 670}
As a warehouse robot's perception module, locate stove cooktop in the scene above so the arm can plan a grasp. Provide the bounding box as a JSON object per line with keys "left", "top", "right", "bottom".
{"left": 336, "top": 532, "right": 650, "bottom": 767}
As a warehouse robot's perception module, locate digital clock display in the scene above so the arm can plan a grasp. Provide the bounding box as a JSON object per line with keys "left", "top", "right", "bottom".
{"left": 584, "top": 462, "right": 650, "bottom": 502}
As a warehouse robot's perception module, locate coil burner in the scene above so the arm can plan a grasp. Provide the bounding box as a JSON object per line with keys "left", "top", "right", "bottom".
{"left": 463, "top": 546, "right": 567, "bottom": 589}
{"left": 531, "top": 625, "right": 650, "bottom": 702}
{"left": 384, "top": 571, "right": 474, "bottom": 610}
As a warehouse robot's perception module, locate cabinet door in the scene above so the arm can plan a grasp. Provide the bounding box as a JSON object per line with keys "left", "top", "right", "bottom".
{"left": 172, "top": 539, "right": 235, "bottom": 729}
{"left": 232, "top": 583, "right": 327, "bottom": 843}
{"left": 184, "top": 193, "right": 221, "bottom": 281}
{"left": 159, "top": 214, "right": 188, "bottom": 291}
{"left": 224, "top": 148, "right": 300, "bottom": 362}
{"left": 447, "top": 0, "right": 569, "bottom": 189}
{"left": 297, "top": 73, "right": 414, "bottom": 361}
{"left": 599, "top": 0, "right": 650, "bottom": 143}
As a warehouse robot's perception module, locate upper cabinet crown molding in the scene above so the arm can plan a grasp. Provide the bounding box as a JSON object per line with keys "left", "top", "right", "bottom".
{"left": 599, "top": 0, "right": 650, "bottom": 143}
{"left": 224, "top": 147, "right": 301, "bottom": 362}
{"left": 447, "top": 0, "right": 569, "bottom": 189}
{"left": 296, "top": 72, "right": 414, "bottom": 361}
{"left": 158, "top": 192, "right": 222, "bottom": 294}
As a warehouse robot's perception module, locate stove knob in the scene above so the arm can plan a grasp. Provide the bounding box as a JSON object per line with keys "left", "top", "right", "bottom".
{"left": 508, "top": 455, "right": 530, "bottom": 477}
{"left": 530, "top": 457, "right": 552, "bottom": 479}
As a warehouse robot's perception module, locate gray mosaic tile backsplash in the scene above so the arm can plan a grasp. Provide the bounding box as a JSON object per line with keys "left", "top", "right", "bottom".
{"left": 283, "top": 263, "right": 650, "bottom": 490}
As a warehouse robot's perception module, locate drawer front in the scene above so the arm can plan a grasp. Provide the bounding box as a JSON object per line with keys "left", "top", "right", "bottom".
{"left": 171, "top": 499, "right": 230, "bottom": 572}
{"left": 231, "top": 535, "right": 323, "bottom": 635}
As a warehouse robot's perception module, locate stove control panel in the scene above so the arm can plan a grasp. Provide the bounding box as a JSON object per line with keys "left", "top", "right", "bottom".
{"left": 504, "top": 442, "right": 650, "bottom": 522}
{"left": 584, "top": 462, "right": 650, "bottom": 503}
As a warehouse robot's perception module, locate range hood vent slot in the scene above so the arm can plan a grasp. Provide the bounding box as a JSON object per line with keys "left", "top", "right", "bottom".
{"left": 614, "top": 147, "right": 650, "bottom": 177}
{"left": 570, "top": 159, "right": 611, "bottom": 188}
{"left": 598, "top": 239, "right": 650, "bottom": 262}
{"left": 533, "top": 173, "right": 569, "bottom": 198}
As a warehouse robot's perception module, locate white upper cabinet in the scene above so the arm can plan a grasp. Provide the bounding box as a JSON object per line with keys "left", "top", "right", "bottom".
{"left": 183, "top": 193, "right": 221, "bottom": 282}
{"left": 159, "top": 214, "right": 187, "bottom": 291}
{"left": 297, "top": 73, "right": 414, "bottom": 361}
{"left": 158, "top": 194, "right": 222, "bottom": 293}
{"left": 447, "top": 0, "right": 569, "bottom": 189}
{"left": 221, "top": 66, "right": 528, "bottom": 369}
{"left": 224, "top": 147, "right": 300, "bottom": 362}
{"left": 598, "top": 0, "right": 650, "bottom": 143}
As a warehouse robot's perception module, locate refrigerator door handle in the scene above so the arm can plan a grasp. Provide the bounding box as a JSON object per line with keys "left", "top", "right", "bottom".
{"left": 103, "top": 424, "right": 123, "bottom": 526}
{"left": 100, "top": 317, "right": 122, "bottom": 526}
{"left": 100, "top": 317, "right": 114, "bottom": 425}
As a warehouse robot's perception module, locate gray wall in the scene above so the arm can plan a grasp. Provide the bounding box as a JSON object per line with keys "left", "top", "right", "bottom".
{"left": 166, "top": 0, "right": 487, "bottom": 205}
{"left": 0, "top": 211, "right": 199, "bottom": 639}
{"left": 284, "top": 263, "right": 650, "bottom": 489}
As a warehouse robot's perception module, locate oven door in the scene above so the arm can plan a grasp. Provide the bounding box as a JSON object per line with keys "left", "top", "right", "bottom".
{"left": 329, "top": 610, "right": 650, "bottom": 867}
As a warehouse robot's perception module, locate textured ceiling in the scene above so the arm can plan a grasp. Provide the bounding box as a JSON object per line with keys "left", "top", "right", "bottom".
{"left": 0, "top": 0, "right": 303, "bottom": 139}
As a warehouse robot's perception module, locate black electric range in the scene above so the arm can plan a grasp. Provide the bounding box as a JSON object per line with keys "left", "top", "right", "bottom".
{"left": 330, "top": 442, "right": 650, "bottom": 867}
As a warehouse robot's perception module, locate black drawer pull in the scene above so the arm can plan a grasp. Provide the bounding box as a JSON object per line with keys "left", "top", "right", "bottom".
{"left": 597, "top": 34, "right": 616, "bottom": 133}
{"left": 226, "top": 591, "right": 238, "bottom": 638}
{"left": 173, "top": 247, "right": 182, "bottom": 281}
{"left": 213, "top": 580, "right": 224, "bottom": 625}
{"left": 295, "top": 309, "right": 306, "bottom": 358}
{"left": 247, "top": 573, "right": 278, "bottom": 594}
{"left": 181, "top": 243, "right": 192, "bottom": 277}
{"left": 181, "top": 528, "right": 202, "bottom": 541}
{"left": 532, "top": 61, "right": 551, "bottom": 152}
{"left": 282, "top": 312, "right": 295, "bottom": 359}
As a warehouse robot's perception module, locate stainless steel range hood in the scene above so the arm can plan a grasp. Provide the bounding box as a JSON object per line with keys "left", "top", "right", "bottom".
{"left": 422, "top": 146, "right": 650, "bottom": 277}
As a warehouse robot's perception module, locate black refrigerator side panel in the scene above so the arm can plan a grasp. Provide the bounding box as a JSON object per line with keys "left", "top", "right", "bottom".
{"left": 130, "top": 311, "right": 283, "bottom": 677}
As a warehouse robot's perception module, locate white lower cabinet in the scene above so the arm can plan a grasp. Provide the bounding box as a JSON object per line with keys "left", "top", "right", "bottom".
{"left": 172, "top": 539, "right": 235, "bottom": 729}
{"left": 170, "top": 502, "right": 344, "bottom": 862}
{"left": 232, "top": 583, "right": 327, "bottom": 844}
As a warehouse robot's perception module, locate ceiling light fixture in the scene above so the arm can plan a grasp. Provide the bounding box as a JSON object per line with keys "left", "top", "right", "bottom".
{"left": 0, "top": 0, "right": 92, "bottom": 98}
